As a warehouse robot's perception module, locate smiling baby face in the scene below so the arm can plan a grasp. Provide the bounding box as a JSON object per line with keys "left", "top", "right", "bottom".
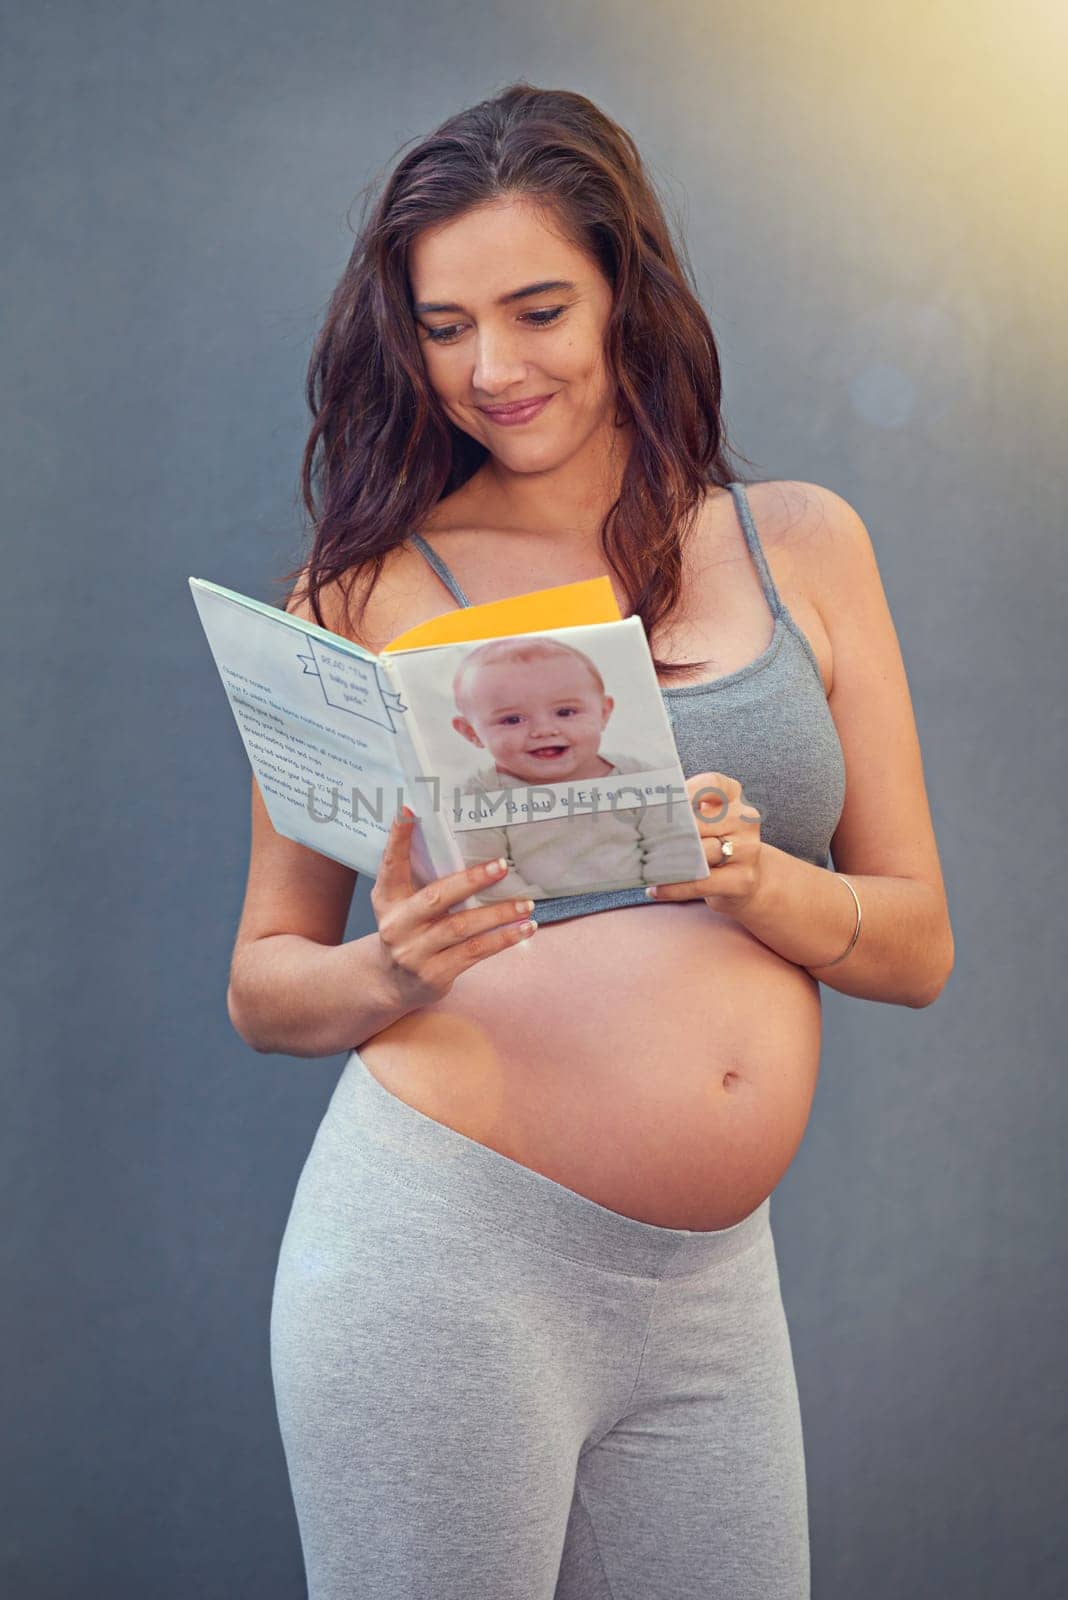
{"left": 452, "top": 641, "right": 615, "bottom": 786}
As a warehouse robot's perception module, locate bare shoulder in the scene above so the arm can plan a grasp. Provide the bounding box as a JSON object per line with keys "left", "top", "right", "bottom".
{"left": 745, "top": 479, "right": 878, "bottom": 621}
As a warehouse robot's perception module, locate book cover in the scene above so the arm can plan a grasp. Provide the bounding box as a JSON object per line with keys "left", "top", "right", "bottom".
{"left": 188, "top": 574, "right": 706, "bottom": 908}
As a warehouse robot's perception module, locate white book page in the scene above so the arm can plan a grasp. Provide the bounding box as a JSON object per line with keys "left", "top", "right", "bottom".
{"left": 190, "top": 580, "right": 411, "bottom": 875}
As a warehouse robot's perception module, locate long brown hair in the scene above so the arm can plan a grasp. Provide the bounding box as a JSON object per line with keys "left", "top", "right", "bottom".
{"left": 279, "top": 81, "right": 759, "bottom": 679}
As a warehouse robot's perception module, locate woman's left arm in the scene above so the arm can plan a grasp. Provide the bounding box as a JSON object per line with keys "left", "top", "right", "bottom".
{"left": 729, "top": 845, "right": 952, "bottom": 1008}
{"left": 741, "top": 484, "right": 954, "bottom": 1007}
{"left": 653, "top": 484, "right": 955, "bottom": 1008}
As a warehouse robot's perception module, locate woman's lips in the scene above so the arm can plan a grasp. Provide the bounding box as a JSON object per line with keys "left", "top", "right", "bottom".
{"left": 477, "top": 394, "right": 554, "bottom": 426}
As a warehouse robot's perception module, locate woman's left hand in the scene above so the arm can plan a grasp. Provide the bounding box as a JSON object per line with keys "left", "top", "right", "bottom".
{"left": 647, "top": 771, "right": 765, "bottom": 915}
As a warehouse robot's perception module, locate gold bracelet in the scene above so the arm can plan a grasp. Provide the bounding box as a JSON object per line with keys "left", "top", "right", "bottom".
{"left": 814, "top": 873, "right": 862, "bottom": 967}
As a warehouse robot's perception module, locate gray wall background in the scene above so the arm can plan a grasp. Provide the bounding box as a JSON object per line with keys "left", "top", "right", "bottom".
{"left": 3, "top": 1, "right": 1065, "bottom": 1595}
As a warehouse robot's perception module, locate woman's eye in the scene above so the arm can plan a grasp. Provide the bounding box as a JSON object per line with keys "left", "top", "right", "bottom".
{"left": 424, "top": 324, "right": 463, "bottom": 345}
{"left": 423, "top": 306, "right": 566, "bottom": 344}
{"left": 524, "top": 307, "right": 566, "bottom": 329}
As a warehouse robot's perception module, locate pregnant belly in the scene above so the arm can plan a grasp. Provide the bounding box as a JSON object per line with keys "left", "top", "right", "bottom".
{"left": 358, "top": 900, "right": 824, "bottom": 1230}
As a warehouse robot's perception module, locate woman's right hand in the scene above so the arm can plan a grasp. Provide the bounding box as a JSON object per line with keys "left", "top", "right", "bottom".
{"left": 369, "top": 808, "right": 538, "bottom": 1008}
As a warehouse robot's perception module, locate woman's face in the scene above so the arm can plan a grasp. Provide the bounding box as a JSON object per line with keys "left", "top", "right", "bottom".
{"left": 408, "top": 195, "right": 620, "bottom": 472}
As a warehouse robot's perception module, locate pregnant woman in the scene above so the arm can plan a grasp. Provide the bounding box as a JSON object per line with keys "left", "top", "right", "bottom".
{"left": 229, "top": 83, "right": 954, "bottom": 1600}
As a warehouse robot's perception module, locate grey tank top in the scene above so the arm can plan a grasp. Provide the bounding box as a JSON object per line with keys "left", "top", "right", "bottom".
{"left": 407, "top": 481, "right": 846, "bottom": 925}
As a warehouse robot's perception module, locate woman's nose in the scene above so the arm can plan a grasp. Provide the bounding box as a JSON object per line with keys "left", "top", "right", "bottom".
{"left": 471, "top": 329, "right": 527, "bottom": 393}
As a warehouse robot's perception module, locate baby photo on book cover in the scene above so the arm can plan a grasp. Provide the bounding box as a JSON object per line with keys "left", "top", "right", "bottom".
{"left": 395, "top": 628, "right": 699, "bottom": 902}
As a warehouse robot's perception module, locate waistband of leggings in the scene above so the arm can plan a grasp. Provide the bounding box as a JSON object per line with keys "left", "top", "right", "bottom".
{"left": 325, "top": 1050, "right": 771, "bottom": 1280}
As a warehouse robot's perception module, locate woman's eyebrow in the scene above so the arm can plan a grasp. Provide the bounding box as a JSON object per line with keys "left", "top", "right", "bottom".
{"left": 414, "top": 279, "right": 579, "bottom": 315}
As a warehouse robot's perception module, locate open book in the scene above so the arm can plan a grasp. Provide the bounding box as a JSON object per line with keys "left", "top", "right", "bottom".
{"left": 188, "top": 573, "right": 708, "bottom": 909}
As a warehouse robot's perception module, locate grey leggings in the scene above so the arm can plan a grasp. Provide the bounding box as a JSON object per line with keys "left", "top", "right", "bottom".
{"left": 270, "top": 1050, "right": 810, "bottom": 1599}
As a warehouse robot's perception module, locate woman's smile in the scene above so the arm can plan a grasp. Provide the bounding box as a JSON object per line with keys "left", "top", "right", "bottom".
{"left": 475, "top": 393, "right": 556, "bottom": 426}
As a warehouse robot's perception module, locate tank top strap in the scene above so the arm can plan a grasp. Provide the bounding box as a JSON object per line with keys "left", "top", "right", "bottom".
{"left": 410, "top": 489, "right": 780, "bottom": 619}
{"left": 726, "top": 481, "right": 783, "bottom": 619}
{"left": 407, "top": 532, "right": 472, "bottom": 608}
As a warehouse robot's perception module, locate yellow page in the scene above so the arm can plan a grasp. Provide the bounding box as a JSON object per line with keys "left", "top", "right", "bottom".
{"left": 382, "top": 575, "right": 621, "bottom": 653}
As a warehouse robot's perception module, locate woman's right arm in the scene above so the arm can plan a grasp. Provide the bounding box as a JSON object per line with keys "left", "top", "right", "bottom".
{"left": 227, "top": 779, "right": 535, "bottom": 1057}
{"left": 225, "top": 770, "right": 397, "bottom": 1057}
{"left": 227, "top": 565, "right": 539, "bottom": 1056}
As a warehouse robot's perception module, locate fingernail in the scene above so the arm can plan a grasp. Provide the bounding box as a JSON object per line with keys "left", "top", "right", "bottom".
{"left": 645, "top": 886, "right": 658, "bottom": 898}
